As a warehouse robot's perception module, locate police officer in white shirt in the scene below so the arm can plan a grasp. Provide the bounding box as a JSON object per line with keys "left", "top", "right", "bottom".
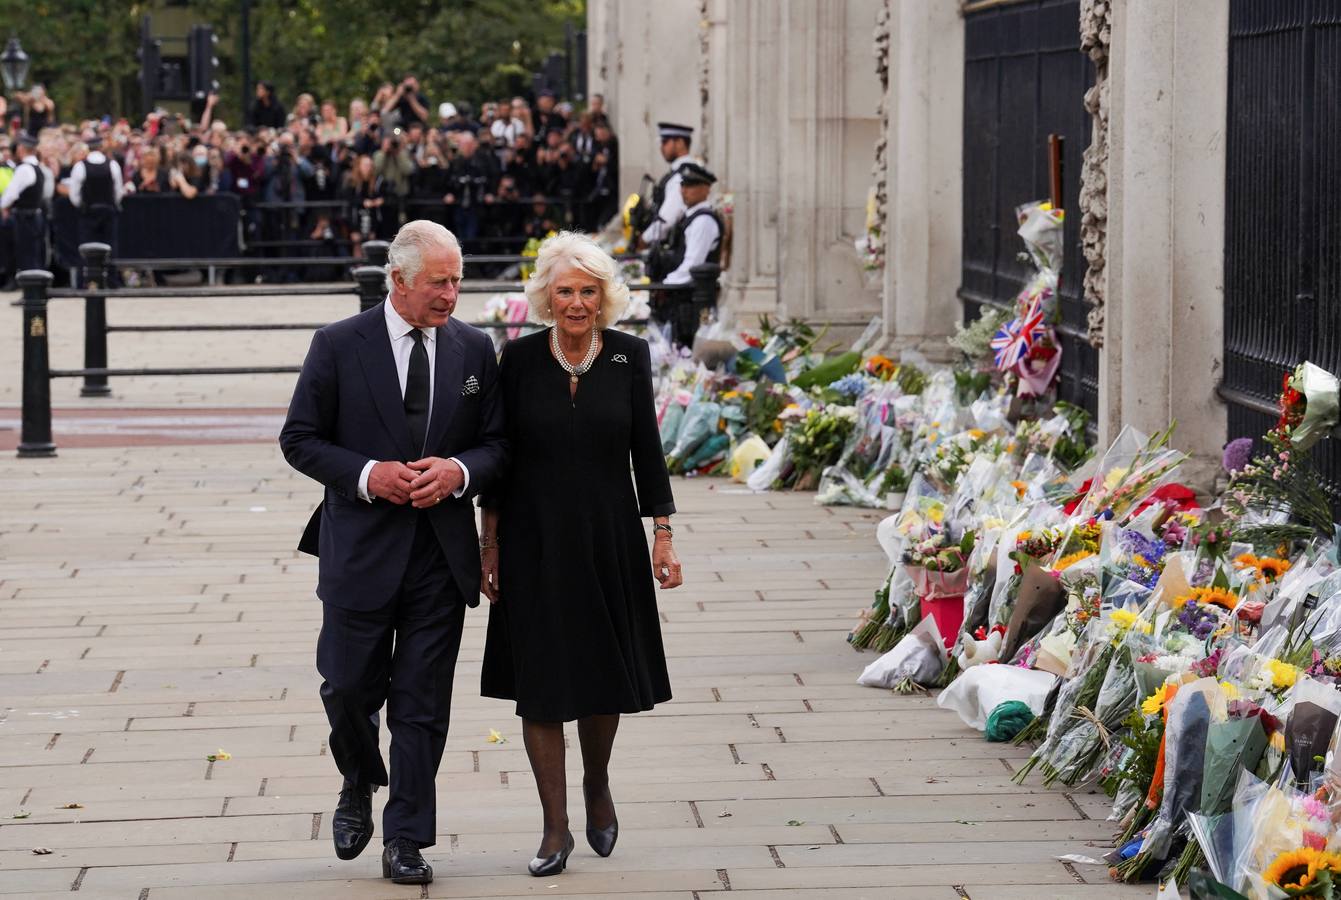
{"left": 659, "top": 162, "right": 722, "bottom": 347}
{"left": 639, "top": 122, "right": 694, "bottom": 246}
{"left": 0, "top": 133, "right": 54, "bottom": 272}
{"left": 68, "top": 133, "right": 125, "bottom": 263}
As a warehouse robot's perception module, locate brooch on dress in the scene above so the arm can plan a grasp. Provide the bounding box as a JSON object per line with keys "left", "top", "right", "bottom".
{"left": 612, "top": 353, "right": 629, "bottom": 364}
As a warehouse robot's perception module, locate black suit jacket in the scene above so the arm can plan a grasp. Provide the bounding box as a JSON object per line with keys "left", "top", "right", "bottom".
{"left": 279, "top": 303, "right": 506, "bottom": 610}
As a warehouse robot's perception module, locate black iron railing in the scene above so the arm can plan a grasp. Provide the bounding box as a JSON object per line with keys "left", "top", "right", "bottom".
{"left": 1222, "top": 0, "right": 1341, "bottom": 487}
{"left": 958, "top": 0, "right": 1099, "bottom": 420}
{"left": 15, "top": 246, "right": 720, "bottom": 457}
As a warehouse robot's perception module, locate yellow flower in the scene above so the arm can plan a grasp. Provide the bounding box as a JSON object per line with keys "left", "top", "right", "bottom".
{"left": 1233, "top": 552, "right": 1259, "bottom": 570}
{"left": 1270, "top": 730, "right": 1286, "bottom": 752}
{"left": 1141, "top": 683, "right": 1177, "bottom": 716}
{"left": 1102, "top": 466, "right": 1130, "bottom": 490}
{"left": 1131, "top": 554, "right": 1152, "bottom": 570}
{"left": 1267, "top": 659, "right": 1299, "bottom": 690}
{"left": 1010, "top": 480, "right": 1027, "bottom": 499}
{"left": 1168, "top": 591, "right": 1194, "bottom": 610}
{"left": 1192, "top": 586, "right": 1239, "bottom": 611}
{"left": 1111, "top": 608, "right": 1151, "bottom": 635}
{"left": 1262, "top": 847, "right": 1341, "bottom": 889}
{"left": 1056, "top": 550, "right": 1095, "bottom": 571}
{"left": 1256, "top": 557, "right": 1291, "bottom": 582}
{"left": 487, "top": 729, "right": 508, "bottom": 744}
{"left": 1016, "top": 531, "right": 1033, "bottom": 543}
{"left": 722, "top": 390, "right": 740, "bottom": 400}
{"left": 1219, "top": 681, "right": 1240, "bottom": 702}
{"left": 968, "top": 429, "right": 986, "bottom": 440}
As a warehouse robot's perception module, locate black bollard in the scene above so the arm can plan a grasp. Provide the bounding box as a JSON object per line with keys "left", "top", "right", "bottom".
{"left": 79, "top": 242, "right": 113, "bottom": 397}
{"left": 353, "top": 265, "right": 385, "bottom": 313}
{"left": 362, "top": 240, "right": 390, "bottom": 270}
{"left": 17, "top": 269, "right": 56, "bottom": 458}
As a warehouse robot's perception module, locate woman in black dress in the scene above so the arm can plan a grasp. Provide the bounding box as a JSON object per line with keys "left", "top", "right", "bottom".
{"left": 479, "top": 231, "right": 683, "bottom": 877}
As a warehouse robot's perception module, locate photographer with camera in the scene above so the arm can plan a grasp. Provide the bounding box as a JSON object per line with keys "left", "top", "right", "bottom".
{"left": 374, "top": 127, "right": 414, "bottom": 237}
{"left": 383, "top": 75, "right": 430, "bottom": 130}
{"left": 443, "top": 131, "right": 498, "bottom": 244}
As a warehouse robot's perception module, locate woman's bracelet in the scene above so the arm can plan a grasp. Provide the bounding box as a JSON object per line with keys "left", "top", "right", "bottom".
{"left": 653, "top": 522, "right": 673, "bottom": 541}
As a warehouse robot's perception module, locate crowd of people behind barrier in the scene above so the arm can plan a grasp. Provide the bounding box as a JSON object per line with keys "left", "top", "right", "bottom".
{"left": 3, "top": 75, "right": 621, "bottom": 284}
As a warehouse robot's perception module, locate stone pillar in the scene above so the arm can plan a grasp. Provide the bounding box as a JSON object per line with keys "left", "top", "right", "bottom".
{"left": 775, "top": 0, "right": 883, "bottom": 325}
{"left": 1100, "top": 0, "right": 1227, "bottom": 479}
{"left": 880, "top": 0, "right": 964, "bottom": 352}
{"left": 586, "top": 0, "right": 703, "bottom": 201}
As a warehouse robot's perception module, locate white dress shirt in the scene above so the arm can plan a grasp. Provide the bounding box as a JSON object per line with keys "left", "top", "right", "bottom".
{"left": 68, "top": 151, "right": 126, "bottom": 208}
{"left": 0, "top": 158, "right": 54, "bottom": 210}
{"left": 640, "top": 154, "right": 693, "bottom": 245}
{"left": 665, "top": 200, "right": 721, "bottom": 285}
{"left": 356, "top": 298, "right": 470, "bottom": 503}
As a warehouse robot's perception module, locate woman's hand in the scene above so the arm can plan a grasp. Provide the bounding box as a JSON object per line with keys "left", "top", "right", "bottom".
{"left": 653, "top": 538, "right": 682, "bottom": 590}
{"left": 481, "top": 547, "right": 500, "bottom": 604}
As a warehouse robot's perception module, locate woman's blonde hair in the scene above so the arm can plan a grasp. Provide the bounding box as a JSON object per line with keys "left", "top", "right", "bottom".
{"left": 524, "top": 231, "right": 629, "bottom": 329}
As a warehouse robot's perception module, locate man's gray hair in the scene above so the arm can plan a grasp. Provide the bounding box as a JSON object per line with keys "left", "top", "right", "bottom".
{"left": 385, "top": 220, "right": 461, "bottom": 293}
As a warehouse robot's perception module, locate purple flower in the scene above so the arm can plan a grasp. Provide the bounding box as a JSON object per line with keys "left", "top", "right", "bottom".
{"left": 1222, "top": 437, "right": 1254, "bottom": 473}
{"left": 1177, "top": 603, "right": 1219, "bottom": 640}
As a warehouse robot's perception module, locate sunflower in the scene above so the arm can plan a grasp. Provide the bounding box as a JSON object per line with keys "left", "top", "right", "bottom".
{"left": 1262, "top": 847, "right": 1341, "bottom": 891}
{"left": 1141, "top": 682, "right": 1177, "bottom": 716}
{"left": 1233, "top": 552, "right": 1259, "bottom": 570}
{"left": 1056, "top": 550, "right": 1095, "bottom": 571}
{"left": 1192, "top": 586, "right": 1239, "bottom": 611}
{"left": 1255, "top": 556, "right": 1292, "bottom": 582}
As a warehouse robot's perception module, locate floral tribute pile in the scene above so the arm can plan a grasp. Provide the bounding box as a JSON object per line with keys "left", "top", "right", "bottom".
{"left": 839, "top": 361, "right": 1341, "bottom": 899}
{"left": 639, "top": 198, "right": 1341, "bottom": 898}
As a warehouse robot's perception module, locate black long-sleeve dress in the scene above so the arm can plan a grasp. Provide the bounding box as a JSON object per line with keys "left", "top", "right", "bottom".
{"left": 480, "top": 328, "right": 675, "bottom": 722}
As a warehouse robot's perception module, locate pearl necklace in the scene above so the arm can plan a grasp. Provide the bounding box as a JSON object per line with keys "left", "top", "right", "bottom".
{"left": 551, "top": 326, "right": 600, "bottom": 384}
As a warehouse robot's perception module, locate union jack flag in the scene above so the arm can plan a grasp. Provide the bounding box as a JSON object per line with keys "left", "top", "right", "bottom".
{"left": 990, "top": 297, "right": 1047, "bottom": 371}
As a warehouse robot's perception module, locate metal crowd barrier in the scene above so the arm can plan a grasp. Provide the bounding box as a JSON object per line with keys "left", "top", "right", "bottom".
{"left": 15, "top": 247, "right": 720, "bottom": 457}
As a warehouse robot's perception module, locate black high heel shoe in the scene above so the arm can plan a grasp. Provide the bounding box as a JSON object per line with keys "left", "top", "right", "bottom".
{"left": 584, "top": 784, "right": 619, "bottom": 857}
{"left": 528, "top": 831, "right": 575, "bottom": 877}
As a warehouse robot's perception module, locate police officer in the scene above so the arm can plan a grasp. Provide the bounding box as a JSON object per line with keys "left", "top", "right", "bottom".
{"left": 659, "top": 162, "right": 723, "bottom": 347}
{"left": 69, "top": 133, "right": 124, "bottom": 267}
{"left": 0, "top": 133, "right": 53, "bottom": 273}
{"left": 639, "top": 121, "right": 695, "bottom": 246}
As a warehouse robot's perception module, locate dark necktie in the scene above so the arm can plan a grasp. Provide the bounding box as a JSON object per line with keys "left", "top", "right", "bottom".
{"left": 404, "top": 330, "right": 430, "bottom": 454}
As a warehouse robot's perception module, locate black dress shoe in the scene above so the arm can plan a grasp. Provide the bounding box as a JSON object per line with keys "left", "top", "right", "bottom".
{"left": 584, "top": 784, "right": 619, "bottom": 857}
{"left": 382, "top": 837, "right": 433, "bottom": 884}
{"left": 528, "top": 831, "right": 575, "bottom": 876}
{"left": 332, "top": 780, "right": 373, "bottom": 861}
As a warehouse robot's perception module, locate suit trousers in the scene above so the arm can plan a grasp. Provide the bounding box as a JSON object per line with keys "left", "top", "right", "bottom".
{"left": 316, "top": 512, "right": 466, "bottom": 848}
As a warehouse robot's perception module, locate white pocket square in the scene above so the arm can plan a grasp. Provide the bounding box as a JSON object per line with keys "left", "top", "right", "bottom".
{"left": 462, "top": 375, "right": 480, "bottom": 396}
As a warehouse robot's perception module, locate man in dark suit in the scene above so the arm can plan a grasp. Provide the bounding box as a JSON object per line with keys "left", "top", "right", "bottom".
{"left": 279, "top": 220, "right": 506, "bottom": 885}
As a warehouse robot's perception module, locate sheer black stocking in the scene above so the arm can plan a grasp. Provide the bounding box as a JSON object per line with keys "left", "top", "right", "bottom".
{"left": 577, "top": 713, "right": 620, "bottom": 829}
{"left": 522, "top": 719, "right": 569, "bottom": 856}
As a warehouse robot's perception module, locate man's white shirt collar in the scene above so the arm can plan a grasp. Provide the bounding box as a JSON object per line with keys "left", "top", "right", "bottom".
{"left": 670, "top": 154, "right": 694, "bottom": 171}
{"left": 383, "top": 296, "right": 436, "bottom": 344}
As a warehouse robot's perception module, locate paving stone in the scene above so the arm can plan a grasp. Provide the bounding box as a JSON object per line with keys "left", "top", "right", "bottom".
{"left": 0, "top": 444, "right": 1146, "bottom": 897}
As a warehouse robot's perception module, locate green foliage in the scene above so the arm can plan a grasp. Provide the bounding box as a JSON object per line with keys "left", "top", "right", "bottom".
{"left": 2, "top": 0, "right": 142, "bottom": 121}
{"left": 9, "top": 0, "right": 583, "bottom": 122}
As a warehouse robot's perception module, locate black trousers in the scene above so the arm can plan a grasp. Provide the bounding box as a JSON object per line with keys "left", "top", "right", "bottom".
{"left": 315, "top": 514, "right": 466, "bottom": 848}
{"left": 12, "top": 209, "right": 45, "bottom": 272}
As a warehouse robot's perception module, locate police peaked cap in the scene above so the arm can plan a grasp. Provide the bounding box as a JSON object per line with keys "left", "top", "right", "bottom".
{"left": 678, "top": 161, "right": 716, "bottom": 186}
{"left": 657, "top": 121, "right": 693, "bottom": 140}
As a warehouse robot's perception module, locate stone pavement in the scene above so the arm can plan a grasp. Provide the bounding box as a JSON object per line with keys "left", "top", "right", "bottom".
{"left": 1, "top": 291, "right": 1147, "bottom": 898}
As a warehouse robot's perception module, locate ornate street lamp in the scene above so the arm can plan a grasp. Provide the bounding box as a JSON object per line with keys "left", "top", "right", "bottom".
{"left": 0, "top": 36, "right": 29, "bottom": 94}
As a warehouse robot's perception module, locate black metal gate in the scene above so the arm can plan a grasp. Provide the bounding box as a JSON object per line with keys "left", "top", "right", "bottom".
{"left": 959, "top": 0, "right": 1098, "bottom": 418}
{"left": 1223, "top": 0, "right": 1341, "bottom": 482}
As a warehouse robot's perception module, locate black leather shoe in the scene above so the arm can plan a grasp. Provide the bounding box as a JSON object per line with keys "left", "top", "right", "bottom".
{"left": 528, "top": 831, "right": 575, "bottom": 876}
{"left": 332, "top": 780, "right": 373, "bottom": 861}
{"left": 382, "top": 837, "right": 433, "bottom": 884}
{"left": 584, "top": 784, "right": 619, "bottom": 858}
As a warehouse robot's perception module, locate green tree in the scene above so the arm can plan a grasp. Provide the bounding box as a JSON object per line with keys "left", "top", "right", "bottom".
{"left": 199, "top": 0, "right": 585, "bottom": 125}
{"left": 0, "top": 0, "right": 583, "bottom": 125}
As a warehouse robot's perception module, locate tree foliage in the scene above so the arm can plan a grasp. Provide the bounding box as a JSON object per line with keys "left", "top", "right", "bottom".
{"left": 0, "top": 0, "right": 582, "bottom": 123}
{"left": 199, "top": 0, "right": 585, "bottom": 124}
